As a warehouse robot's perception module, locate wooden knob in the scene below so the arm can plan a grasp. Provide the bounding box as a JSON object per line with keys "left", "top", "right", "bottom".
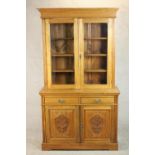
{"left": 95, "top": 98, "right": 101, "bottom": 103}
{"left": 58, "top": 99, "right": 65, "bottom": 103}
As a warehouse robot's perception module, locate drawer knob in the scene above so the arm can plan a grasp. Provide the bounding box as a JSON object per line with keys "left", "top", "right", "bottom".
{"left": 95, "top": 98, "right": 101, "bottom": 103}
{"left": 58, "top": 99, "right": 65, "bottom": 104}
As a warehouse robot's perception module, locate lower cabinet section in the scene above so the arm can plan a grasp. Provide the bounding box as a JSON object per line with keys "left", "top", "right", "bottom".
{"left": 42, "top": 96, "right": 118, "bottom": 150}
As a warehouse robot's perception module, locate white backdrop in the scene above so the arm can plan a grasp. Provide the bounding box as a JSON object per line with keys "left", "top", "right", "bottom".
{"left": 26, "top": 0, "right": 128, "bottom": 155}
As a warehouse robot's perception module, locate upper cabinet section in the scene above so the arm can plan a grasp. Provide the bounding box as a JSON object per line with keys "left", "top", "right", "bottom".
{"left": 39, "top": 9, "right": 118, "bottom": 89}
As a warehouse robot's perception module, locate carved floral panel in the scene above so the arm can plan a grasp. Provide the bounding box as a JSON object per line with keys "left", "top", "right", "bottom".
{"left": 55, "top": 114, "right": 69, "bottom": 133}
{"left": 89, "top": 115, "right": 104, "bottom": 134}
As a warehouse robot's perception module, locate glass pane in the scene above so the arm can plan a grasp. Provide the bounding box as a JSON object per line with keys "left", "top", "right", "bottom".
{"left": 50, "top": 24, "right": 74, "bottom": 84}
{"left": 84, "top": 23, "right": 108, "bottom": 84}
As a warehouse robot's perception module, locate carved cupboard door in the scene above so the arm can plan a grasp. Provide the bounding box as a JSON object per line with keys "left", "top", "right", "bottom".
{"left": 81, "top": 105, "right": 112, "bottom": 143}
{"left": 45, "top": 105, "right": 79, "bottom": 143}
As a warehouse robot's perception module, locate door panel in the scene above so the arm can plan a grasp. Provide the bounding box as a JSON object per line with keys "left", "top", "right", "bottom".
{"left": 45, "top": 18, "right": 80, "bottom": 89}
{"left": 79, "top": 18, "right": 113, "bottom": 89}
{"left": 45, "top": 105, "right": 79, "bottom": 143}
{"left": 81, "top": 105, "right": 112, "bottom": 143}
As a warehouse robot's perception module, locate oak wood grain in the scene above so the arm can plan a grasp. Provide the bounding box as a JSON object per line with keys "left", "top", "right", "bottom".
{"left": 39, "top": 8, "right": 119, "bottom": 150}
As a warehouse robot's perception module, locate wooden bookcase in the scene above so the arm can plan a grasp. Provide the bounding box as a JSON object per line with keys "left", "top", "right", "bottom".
{"left": 39, "top": 8, "right": 120, "bottom": 150}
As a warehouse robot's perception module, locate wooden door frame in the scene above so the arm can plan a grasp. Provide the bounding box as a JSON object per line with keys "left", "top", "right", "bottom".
{"left": 44, "top": 18, "right": 80, "bottom": 89}
{"left": 79, "top": 18, "right": 115, "bottom": 89}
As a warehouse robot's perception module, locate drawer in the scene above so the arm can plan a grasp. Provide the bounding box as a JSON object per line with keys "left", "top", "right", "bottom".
{"left": 45, "top": 97, "right": 79, "bottom": 105}
{"left": 81, "top": 97, "right": 114, "bottom": 104}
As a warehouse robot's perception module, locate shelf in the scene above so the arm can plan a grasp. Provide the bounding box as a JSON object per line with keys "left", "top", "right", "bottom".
{"left": 53, "top": 70, "right": 74, "bottom": 73}
{"left": 84, "top": 37, "right": 107, "bottom": 40}
{"left": 51, "top": 38, "right": 74, "bottom": 41}
{"left": 85, "top": 69, "right": 107, "bottom": 73}
{"left": 85, "top": 54, "right": 107, "bottom": 57}
{"left": 52, "top": 54, "right": 74, "bottom": 57}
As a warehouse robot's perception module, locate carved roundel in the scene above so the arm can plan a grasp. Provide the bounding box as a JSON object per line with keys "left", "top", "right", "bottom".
{"left": 55, "top": 115, "right": 69, "bottom": 133}
{"left": 90, "top": 115, "right": 104, "bottom": 134}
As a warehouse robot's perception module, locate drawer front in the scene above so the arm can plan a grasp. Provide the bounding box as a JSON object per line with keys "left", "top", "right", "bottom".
{"left": 45, "top": 97, "right": 79, "bottom": 105}
{"left": 81, "top": 97, "right": 114, "bottom": 104}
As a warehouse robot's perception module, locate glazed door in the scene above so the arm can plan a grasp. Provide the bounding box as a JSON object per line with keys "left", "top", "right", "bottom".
{"left": 81, "top": 105, "right": 112, "bottom": 143}
{"left": 45, "top": 18, "right": 80, "bottom": 89}
{"left": 45, "top": 105, "right": 80, "bottom": 143}
{"left": 79, "top": 19, "right": 114, "bottom": 89}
